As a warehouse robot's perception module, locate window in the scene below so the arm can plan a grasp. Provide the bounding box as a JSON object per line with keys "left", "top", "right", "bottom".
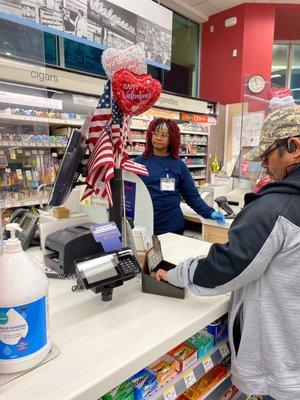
{"left": 271, "top": 44, "right": 289, "bottom": 88}
{"left": 147, "top": 12, "right": 200, "bottom": 97}
{"left": 44, "top": 33, "right": 58, "bottom": 66}
{"left": 64, "top": 39, "right": 106, "bottom": 77}
{"left": 0, "top": 11, "right": 201, "bottom": 98}
{"left": 0, "top": 18, "right": 47, "bottom": 63}
{"left": 271, "top": 42, "right": 300, "bottom": 103}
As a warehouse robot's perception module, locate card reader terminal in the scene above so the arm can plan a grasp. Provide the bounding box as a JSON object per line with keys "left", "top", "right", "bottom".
{"left": 75, "top": 248, "right": 141, "bottom": 301}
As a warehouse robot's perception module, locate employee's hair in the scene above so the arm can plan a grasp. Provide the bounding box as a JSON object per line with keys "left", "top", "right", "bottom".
{"left": 143, "top": 118, "right": 181, "bottom": 159}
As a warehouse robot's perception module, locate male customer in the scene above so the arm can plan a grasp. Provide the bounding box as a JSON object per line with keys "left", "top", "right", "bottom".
{"left": 155, "top": 106, "right": 300, "bottom": 400}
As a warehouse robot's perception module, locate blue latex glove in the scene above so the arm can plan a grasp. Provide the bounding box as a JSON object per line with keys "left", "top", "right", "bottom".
{"left": 211, "top": 211, "right": 226, "bottom": 224}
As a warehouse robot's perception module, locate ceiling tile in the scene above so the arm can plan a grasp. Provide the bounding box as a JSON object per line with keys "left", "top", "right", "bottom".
{"left": 182, "top": 0, "right": 207, "bottom": 5}
{"left": 194, "top": 1, "right": 220, "bottom": 15}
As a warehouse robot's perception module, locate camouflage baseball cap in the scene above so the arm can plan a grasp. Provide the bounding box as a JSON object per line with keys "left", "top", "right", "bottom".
{"left": 244, "top": 106, "right": 300, "bottom": 161}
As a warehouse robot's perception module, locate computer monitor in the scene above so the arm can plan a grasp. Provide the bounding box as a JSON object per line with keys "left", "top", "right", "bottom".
{"left": 48, "top": 128, "right": 86, "bottom": 207}
{"left": 48, "top": 114, "right": 91, "bottom": 207}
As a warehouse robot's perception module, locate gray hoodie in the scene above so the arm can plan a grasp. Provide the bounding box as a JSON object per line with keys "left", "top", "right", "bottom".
{"left": 167, "top": 165, "right": 300, "bottom": 400}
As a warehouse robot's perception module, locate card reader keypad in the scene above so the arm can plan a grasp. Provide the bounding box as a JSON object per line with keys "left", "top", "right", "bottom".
{"left": 119, "top": 255, "right": 140, "bottom": 276}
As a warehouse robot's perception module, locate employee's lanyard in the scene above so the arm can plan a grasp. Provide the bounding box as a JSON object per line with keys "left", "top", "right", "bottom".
{"left": 164, "top": 168, "right": 175, "bottom": 179}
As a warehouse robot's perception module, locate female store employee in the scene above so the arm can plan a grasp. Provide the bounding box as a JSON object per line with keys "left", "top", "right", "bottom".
{"left": 135, "top": 118, "right": 225, "bottom": 235}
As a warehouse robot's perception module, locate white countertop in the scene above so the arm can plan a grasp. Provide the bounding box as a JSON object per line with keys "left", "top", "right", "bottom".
{"left": 181, "top": 203, "right": 233, "bottom": 229}
{"left": 1, "top": 234, "right": 229, "bottom": 400}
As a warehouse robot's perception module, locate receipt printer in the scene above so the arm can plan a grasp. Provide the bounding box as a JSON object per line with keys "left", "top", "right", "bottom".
{"left": 44, "top": 223, "right": 103, "bottom": 276}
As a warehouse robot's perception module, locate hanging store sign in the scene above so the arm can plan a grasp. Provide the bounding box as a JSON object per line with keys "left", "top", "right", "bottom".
{"left": 0, "top": 0, "right": 172, "bottom": 70}
{"left": 0, "top": 57, "right": 214, "bottom": 116}
{"left": 181, "top": 113, "right": 209, "bottom": 123}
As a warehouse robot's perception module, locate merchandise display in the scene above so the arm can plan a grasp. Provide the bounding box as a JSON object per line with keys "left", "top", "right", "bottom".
{"left": 130, "top": 369, "right": 157, "bottom": 400}
{"left": 102, "top": 381, "right": 134, "bottom": 400}
{"left": 168, "top": 343, "right": 198, "bottom": 372}
{"left": 101, "top": 321, "right": 231, "bottom": 400}
{"left": 147, "top": 355, "right": 178, "bottom": 386}
{"left": 186, "top": 331, "right": 214, "bottom": 358}
{"left": 183, "top": 364, "right": 228, "bottom": 399}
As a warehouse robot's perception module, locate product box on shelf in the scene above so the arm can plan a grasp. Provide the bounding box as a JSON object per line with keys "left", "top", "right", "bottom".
{"left": 186, "top": 330, "right": 214, "bottom": 358}
{"left": 168, "top": 342, "right": 198, "bottom": 372}
{"left": 218, "top": 384, "right": 238, "bottom": 400}
{"left": 147, "top": 354, "right": 178, "bottom": 386}
{"left": 101, "top": 380, "right": 134, "bottom": 400}
{"left": 184, "top": 364, "right": 227, "bottom": 400}
{"left": 130, "top": 369, "right": 157, "bottom": 400}
{"left": 205, "top": 319, "right": 228, "bottom": 346}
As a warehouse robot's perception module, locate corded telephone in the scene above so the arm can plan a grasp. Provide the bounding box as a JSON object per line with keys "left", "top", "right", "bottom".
{"left": 4, "top": 209, "right": 39, "bottom": 250}
{"left": 75, "top": 248, "right": 141, "bottom": 301}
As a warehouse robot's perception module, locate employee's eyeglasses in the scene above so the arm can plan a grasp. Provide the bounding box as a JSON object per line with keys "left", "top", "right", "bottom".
{"left": 260, "top": 139, "right": 288, "bottom": 163}
{"left": 152, "top": 131, "right": 169, "bottom": 139}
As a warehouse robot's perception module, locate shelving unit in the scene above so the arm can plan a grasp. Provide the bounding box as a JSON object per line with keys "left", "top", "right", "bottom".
{"left": 0, "top": 114, "right": 83, "bottom": 127}
{"left": 187, "top": 164, "right": 206, "bottom": 168}
{"left": 145, "top": 341, "right": 230, "bottom": 400}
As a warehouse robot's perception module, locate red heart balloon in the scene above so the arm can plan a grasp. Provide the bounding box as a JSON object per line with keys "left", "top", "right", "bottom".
{"left": 112, "top": 69, "right": 162, "bottom": 116}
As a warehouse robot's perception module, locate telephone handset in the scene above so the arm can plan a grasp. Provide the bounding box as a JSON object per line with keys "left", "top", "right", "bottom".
{"left": 4, "top": 209, "right": 39, "bottom": 250}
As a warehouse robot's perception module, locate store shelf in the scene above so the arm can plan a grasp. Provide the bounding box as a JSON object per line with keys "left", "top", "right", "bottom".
{"left": 180, "top": 131, "right": 209, "bottom": 136}
{"left": 0, "top": 143, "right": 67, "bottom": 149}
{"left": 131, "top": 126, "right": 148, "bottom": 130}
{"left": 186, "top": 164, "right": 206, "bottom": 168}
{"left": 145, "top": 341, "right": 230, "bottom": 400}
{"left": 0, "top": 199, "right": 47, "bottom": 209}
{"left": 132, "top": 138, "right": 146, "bottom": 143}
{"left": 180, "top": 153, "right": 207, "bottom": 156}
{"left": 128, "top": 151, "right": 143, "bottom": 155}
{"left": 0, "top": 114, "right": 83, "bottom": 127}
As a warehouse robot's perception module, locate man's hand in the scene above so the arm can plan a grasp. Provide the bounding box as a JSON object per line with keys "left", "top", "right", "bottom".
{"left": 155, "top": 269, "right": 168, "bottom": 281}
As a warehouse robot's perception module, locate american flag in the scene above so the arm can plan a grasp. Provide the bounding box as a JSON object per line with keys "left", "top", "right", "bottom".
{"left": 82, "top": 80, "right": 148, "bottom": 206}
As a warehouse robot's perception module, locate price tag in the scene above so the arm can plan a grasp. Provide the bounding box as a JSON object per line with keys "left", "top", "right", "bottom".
{"left": 5, "top": 168, "right": 11, "bottom": 173}
{"left": 183, "top": 369, "right": 197, "bottom": 388}
{"left": 163, "top": 385, "right": 177, "bottom": 400}
{"left": 202, "top": 356, "right": 213, "bottom": 373}
{"left": 25, "top": 151, "right": 31, "bottom": 156}
{"left": 26, "top": 171, "right": 32, "bottom": 181}
{"left": 16, "top": 169, "right": 23, "bottom": 180}
{"left": 17, "top": 149, "right": 23, "bottom": 154}
{"left": 219, "top": 342, "right": 230, "bottom": 358}
{"left": 9, "top": 149, "right": 16, "bottom": 160}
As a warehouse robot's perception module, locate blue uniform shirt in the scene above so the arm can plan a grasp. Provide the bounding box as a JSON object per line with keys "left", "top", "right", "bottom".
{"left": 135, "top": 154, "right": 214, "bottom": 235}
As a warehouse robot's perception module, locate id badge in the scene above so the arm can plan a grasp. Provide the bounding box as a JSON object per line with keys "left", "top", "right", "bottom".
{"left": 160, "top": 178, "right": 175, "bottom": 191}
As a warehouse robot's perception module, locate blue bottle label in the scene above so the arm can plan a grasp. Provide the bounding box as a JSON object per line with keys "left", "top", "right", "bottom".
{"left": 0, "top": 296, "right": 48, "bottom": 360}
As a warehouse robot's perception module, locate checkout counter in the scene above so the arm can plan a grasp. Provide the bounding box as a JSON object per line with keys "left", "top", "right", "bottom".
{"left": 181, "top": 186, "right": 248, "bottom": 244}
{"left": 0, "top": 233, "right": 230, "bottom": 400}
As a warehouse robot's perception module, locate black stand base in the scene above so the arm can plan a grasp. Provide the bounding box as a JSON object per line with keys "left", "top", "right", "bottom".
{"left": 91, "top": 281, "right": 124, "bottom": 302}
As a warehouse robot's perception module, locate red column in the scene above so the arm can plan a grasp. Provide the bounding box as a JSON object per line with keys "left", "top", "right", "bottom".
{"left": 200, "top": 4, "right": 276, "bottom": 105}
